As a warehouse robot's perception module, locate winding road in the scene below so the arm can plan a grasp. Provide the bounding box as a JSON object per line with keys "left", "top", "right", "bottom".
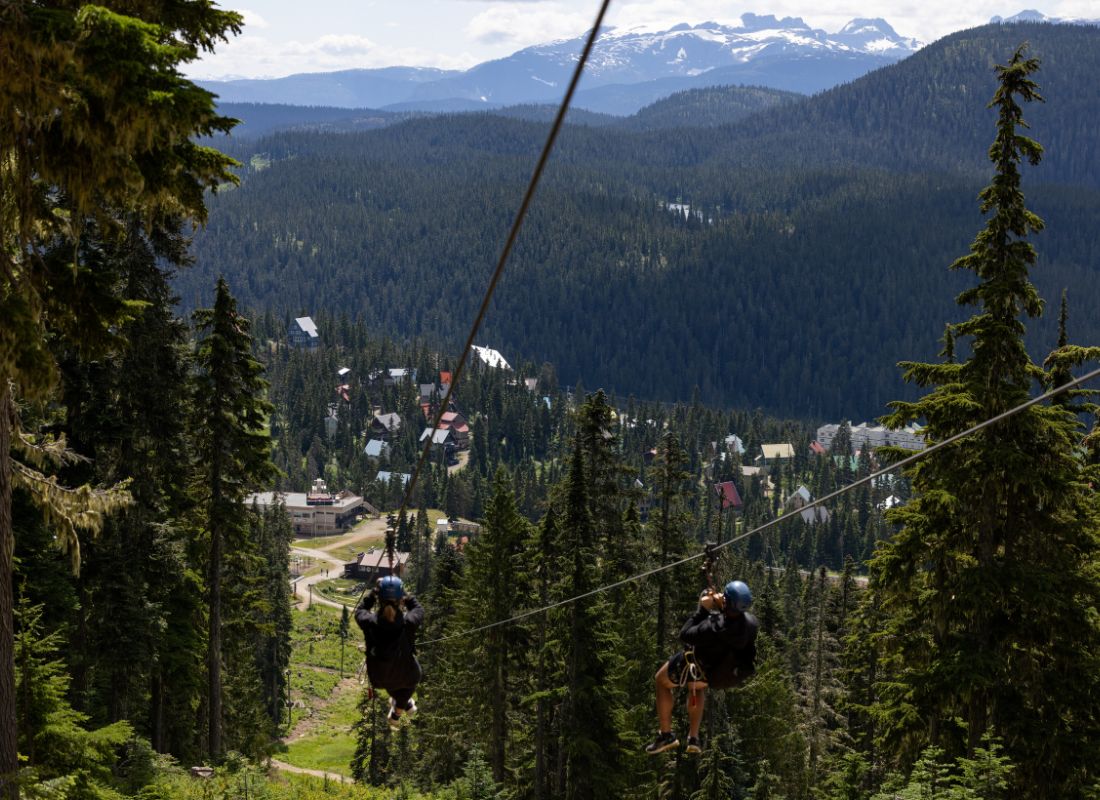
{"left": 290, "top": 518, "right": 388, "bottom": 610}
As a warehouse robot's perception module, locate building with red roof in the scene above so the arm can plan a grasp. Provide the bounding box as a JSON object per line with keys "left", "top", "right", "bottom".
{"left": 713, "top": 481, "right": 743, "bottom": 511}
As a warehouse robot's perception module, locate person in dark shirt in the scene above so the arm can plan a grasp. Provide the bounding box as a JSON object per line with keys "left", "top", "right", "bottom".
{"left": 645, "top": 580, "right": 758, "bottom": 754}
{"left": 355, "top": 575, "right": 424, "bottom": 726}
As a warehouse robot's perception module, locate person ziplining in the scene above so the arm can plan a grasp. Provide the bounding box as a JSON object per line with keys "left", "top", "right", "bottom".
{"left": 646, "top": 579, "right": 758, "bottom": 755}
{"left": 355, "top": 573, "right": 424, "bottom": 727}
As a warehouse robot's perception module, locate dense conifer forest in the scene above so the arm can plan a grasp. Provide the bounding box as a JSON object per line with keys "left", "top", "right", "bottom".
{"left": 3, "top": 6, "right": 1100, "bottom": 800}
{"left": 182, "top": 22, "right": 1100, "bottom": 419}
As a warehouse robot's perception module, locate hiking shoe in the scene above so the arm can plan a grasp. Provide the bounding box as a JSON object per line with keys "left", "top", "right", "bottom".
{"left": 645, "top": 731, "right": 679, "bottom": 755}
{"left": 685, "top": 736, "right": 703, "bottom": 754}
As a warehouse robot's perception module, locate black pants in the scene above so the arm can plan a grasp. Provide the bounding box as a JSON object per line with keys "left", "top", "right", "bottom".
{"left": 370, "top": 658, "right": 422, "bottom": 709}
{"left": 389, "top": 686, "right": 416, "bottom": 709}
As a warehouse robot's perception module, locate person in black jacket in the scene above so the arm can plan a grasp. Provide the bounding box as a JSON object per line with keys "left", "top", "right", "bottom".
{"left": 355, "top": 575, "right": 424, "bottom": 726}
{"left": 645, "top": 580, "right": 758, "bottom": 755}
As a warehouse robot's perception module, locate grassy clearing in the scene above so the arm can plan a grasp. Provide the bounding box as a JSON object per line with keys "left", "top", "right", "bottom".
{"left": 315, "top": 578, "right": 366, "bottom": 606}
{"left": 286, "top": 605, "right": 364, "bottom": 731}
{"left": 292, "top": 604, "right": 357, "bottom": 672}
{"left": 282, "top": 680, "right": 362, "bottom": 775}
{"left": 282, "top": 604, "right": 367, "bottom": 778}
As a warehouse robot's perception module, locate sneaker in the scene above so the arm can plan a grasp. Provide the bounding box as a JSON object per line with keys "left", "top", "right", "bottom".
{"left": 404, "top": 698, "right": 418, "bottom": 717}
{"left": 685, "top": 736, "right": 703, "bottom": 754}
{"left": 386, "top": 698, "right": 401, "bottom": 728}
{"left": 645, "top": 731, "right": 679, "bottom": 755}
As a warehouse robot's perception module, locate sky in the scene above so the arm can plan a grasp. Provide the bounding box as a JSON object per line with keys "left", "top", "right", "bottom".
{"left": 186, "top": 0, "right": 1099, "bottom": 80}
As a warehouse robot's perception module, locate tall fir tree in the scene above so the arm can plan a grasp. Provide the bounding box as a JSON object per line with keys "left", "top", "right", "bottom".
{"left": 191, "top": 278, "right": 278, "bottom": 759}
{"left": 558, "top": 440, "right": 625, "bottom": 800}
{"left": 865, "top": 47, "right": 1100, "bottom": 794}
{"left": 449, "top": 468, "right": 531, "bottom": 782}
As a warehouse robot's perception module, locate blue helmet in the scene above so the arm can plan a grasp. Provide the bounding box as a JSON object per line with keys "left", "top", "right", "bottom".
{"left": 724, "top": 580, "right": 752, "bottom": 612}
{"left": 379, "top": 575, "right": 405, "bottom": 601}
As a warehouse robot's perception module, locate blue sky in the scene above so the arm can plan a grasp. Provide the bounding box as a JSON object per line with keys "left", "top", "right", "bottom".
{"left": 186, "top": 1, "right": 1095, "bottom": 79}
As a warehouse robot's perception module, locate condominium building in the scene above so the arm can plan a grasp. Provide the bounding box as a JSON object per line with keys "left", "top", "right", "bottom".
{"left": 816, "top": 421, "right": 926, "bottom": 452}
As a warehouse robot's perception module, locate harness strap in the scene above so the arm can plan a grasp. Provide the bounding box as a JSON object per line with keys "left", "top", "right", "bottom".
{"left": 678, "top": 648, "right": 707, "bottom": 706}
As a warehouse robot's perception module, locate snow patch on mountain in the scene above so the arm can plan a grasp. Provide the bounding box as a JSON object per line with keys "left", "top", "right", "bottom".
{"left": 990, "top": 8, "right": 1100, "bottom": 26}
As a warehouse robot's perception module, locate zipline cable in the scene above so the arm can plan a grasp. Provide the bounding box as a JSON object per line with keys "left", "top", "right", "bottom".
{"left": 417, "top": 364, "right": 1100, "bottom": 645}
{"left": 353, "top": 0, "right": 615, "bottom": 609}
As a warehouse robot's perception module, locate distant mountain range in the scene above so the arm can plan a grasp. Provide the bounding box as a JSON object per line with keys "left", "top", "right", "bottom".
{"left": 199, "top": 16, "right": 921, "bottom": 116}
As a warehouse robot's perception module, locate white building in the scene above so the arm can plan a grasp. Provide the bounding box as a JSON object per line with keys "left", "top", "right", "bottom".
{"left": 472, "top": 345, "right": 511, "bottom": 370}
{"left": 246, "top": 479, "right": 363, "bottom": 537}
{"left": 817, "top": 421, "right": 926, "bottom": 452}
{"left": 724, "top": 434, "right": 745, "bottom": 455}
{"left": 757, "top": 443, "right": 794, "bottom": 466}
{"left": 289, "top": 316, "right": 319, "bottom": 349}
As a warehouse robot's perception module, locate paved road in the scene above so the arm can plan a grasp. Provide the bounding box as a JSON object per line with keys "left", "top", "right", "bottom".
{"left": 290, "top": 519, "right": 390, "bottom": 609}
{"left": 290, "top": 545, "right": 349, "bottom": 610}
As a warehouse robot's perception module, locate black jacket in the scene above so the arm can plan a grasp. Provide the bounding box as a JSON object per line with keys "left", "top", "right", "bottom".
{"left": 679, "top": 606, "right": 759, "bottom": 689}
{"left": 355, "top": 594, "right": 424, "bottom": 690}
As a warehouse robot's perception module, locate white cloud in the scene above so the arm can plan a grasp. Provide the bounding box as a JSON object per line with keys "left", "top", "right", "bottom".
{"left": 1051, "top": 0, "right": 1100, "bottom": 20}
{"left": 236, "top": 8, "right": 270, "bottom": 30}
{"left": 465, "top": 3, "right": 591, "bottom": 47}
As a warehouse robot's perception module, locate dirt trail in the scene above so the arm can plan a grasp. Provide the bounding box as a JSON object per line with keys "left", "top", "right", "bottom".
{"left": 284, "top": 675, "right": 361, "bottom": 744}
{"left": 269, "top": 759, "right": 350, "bottom": 783}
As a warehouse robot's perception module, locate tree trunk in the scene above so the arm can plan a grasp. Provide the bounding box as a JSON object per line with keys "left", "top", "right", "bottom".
{"left": 150, "top": 670, "right": 165, "bottom": 752}
{"left": 208, "top": 524, "right": 222, "bottom": 759}
{"left": 534, "top": 693, "right": 547, "bottom": 800}
{"left": 490, "top": 630, "right": 506, "bottom": 782}
{"left": 0, "top": 386, "right": 19, "bottom": 799}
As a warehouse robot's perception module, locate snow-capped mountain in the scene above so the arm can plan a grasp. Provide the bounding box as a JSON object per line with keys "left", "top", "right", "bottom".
{"left": 200, "top": 15, "right": 923, "bottom": 114}
{"left": 990, "top": 8, "right": 1100, "bottom": 26}
{"left": 421, "top": 15, "right": 922, "bottom": 106}
{"left": 564, "top": 15, "right": 920, "bottom": 82}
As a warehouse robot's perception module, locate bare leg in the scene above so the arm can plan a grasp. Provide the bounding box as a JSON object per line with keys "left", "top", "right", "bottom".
{"left": 686, "top": 682, "right": 707, "bottom": 738}
{"left": 655, "top": 662, "right": 676, "bottom": 732}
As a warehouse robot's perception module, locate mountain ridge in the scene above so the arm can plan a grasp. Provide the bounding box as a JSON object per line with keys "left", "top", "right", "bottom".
{"left": 199, "top": 16, "right": 919, "bottom": 114}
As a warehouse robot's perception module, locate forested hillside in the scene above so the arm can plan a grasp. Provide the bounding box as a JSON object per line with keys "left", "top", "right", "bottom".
{"left": 214, "top": 83, "right": 799, "bottom": 141}
{"left": 7, "top": 7, "right": 1100, "bottom": 800}
{"left": 183, "top": 22, "right": 1100, "bottom": 419}
{"left": 215, "top": 103, "right": 409, "bottom": 138}
{"left": 620, "top": 84, "right": 802, "bottom": 130}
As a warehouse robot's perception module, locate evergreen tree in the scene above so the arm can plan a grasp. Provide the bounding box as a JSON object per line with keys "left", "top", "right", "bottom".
{"left": 451, "top": 468, "right": 531, "bottom": 781}
{"left": 653, "top": 431, "right": 693, "bottom": 659}
{"left": 48, "top": 222, "right": 201, "bottom": 753}
{"left": 866, "top": 47, "right": 1100, "bottom": 794}
{"left": 191, "top": 279, "right": 278, "bottom": 758}
{"left": 14, "top": 599, "right": 133, "bottom": 799}
{"left": 0, "top": 1, "right": 239, "bottom": 788}
{"left": 558, "top": 441, "right": 624, "bottom": 800}
{"left": 339, "top": 604, "right": 351, "bottom": 679}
